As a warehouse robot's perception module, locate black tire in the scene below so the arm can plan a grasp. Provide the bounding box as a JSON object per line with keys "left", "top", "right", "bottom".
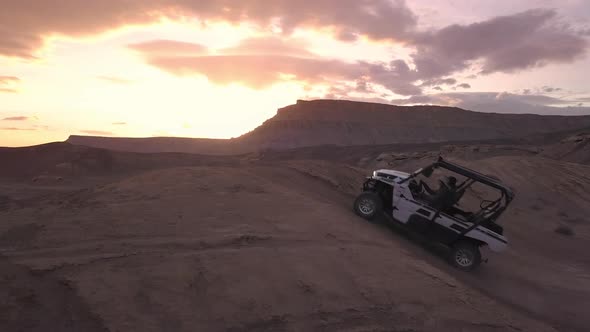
{"left": 353, "top": 192, "right": 383, "bottom": 220}
{"left": 449, "top": 241, "right": 482, "bottom": 271}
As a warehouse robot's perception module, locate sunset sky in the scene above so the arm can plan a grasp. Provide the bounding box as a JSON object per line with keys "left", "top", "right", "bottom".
{"left": 1, "top": 0, "right": 590, "bottom": 147}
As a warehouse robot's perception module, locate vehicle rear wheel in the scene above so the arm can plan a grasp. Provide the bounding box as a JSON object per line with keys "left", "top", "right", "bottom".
{"left": 353, "top": 192, "right": 383, "bottom": 220}
{"left": 450, "top": 241, "right": 482, "bottom": 271}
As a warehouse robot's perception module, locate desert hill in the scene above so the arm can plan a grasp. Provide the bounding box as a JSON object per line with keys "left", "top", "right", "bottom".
{"left": 0, "top": 159, "right": 566, "bottom": 332}
{"left": 240, "top": 100, "right": 590, "bottom": 149}
{"left": 0, "top": 142, "right": 238, "bottom": 180}
{"left": 3, "top": 125, "right": 585, "bottom": 181}
{"left": 66, "top": 100, "right": 590, "bottom": 154}
{"left": 66, "top": 135, "right": 239, "bottom": 155}
{"left": 4, "top": 122, "right": 590, "bottom": 181}
{"left": 539, "top": 131, "right": 590, "bottom": 164}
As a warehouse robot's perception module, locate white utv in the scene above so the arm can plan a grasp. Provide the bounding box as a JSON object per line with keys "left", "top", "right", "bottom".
{"left": 354, "top": 157, "right": 513, "bottom": 271}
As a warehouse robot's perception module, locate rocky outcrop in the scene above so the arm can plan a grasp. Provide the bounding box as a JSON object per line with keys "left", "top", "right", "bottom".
{"left": 67, "top": 99, "right": 590, "bottom": 154}
{"left": 240, "top": 100, "right": 590, "bottom": 150}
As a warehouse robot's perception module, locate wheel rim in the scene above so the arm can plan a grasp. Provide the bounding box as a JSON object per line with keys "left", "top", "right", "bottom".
{"left": 455, "top": 249, "right": 474, "bottom": 267}
{"left": 358, "top": 198, "right": 375, "bottom": 215}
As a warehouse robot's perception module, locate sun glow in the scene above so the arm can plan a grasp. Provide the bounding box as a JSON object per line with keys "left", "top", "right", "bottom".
{"left": 0, "top": 21, "right": 311, "bottom": 146}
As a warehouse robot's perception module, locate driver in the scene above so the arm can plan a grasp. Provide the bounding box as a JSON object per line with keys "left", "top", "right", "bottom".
{"left": 416, "top": 176, "right": 459, "bottom": 210}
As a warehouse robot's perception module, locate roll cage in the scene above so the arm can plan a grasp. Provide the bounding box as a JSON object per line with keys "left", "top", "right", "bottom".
{"left": 399, "top": 156, "right": 514, "bottom": 227}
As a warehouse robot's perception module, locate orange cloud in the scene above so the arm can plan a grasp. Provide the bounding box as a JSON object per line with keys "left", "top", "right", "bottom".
{"left": 134, "top": 37, "right": 421, "bottom": 95}
{"left": 1, "top": 127, "right": 35, "bottom": 131}
{"left": 0, "top": 76, "right": 20, "bottom": 93}
{"left": 0, "top": 0, "right": 417, "bottom": 58}
{"left": 2, "top": 116, "right": 29, "bottom": 121}
{"left": 128, "top": 39, "right": 208, "bottom": 56}
{"left": 149, "top": 55, "right": 354, "bottom": 88}
{"left": 130, "top": 8, "right": 590, "bottom": 97}
{"left": 2, "top": 2, "right": 585, "bottom": 101}
{"left": 147, "top": 54, "right": 421, "bottom": 95}
{"left": 0, "top": 76, "right": 20, "bottom": 84}
{"left": 80, "top": 130, "right": 114, "bottom": 136}
{"left": 219, "top": 36, "right": 314, "bottom": 57}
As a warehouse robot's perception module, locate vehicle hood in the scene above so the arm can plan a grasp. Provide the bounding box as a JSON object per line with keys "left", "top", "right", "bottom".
{"left": 373, "top": 169, "right": 411, "bottom": 179}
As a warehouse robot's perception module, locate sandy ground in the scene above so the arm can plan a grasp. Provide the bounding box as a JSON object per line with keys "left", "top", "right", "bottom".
{"left": 1, "top": 147, "right": 590, "bottom": 331}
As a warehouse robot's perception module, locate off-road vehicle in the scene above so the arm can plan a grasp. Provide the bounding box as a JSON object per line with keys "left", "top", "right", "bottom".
{"left": 354, "top": 157, "right": 513, "bottom": 271}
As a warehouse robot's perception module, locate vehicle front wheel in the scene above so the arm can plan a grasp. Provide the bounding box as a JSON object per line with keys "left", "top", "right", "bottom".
{"left": 449, "top": 241, "right": 482, "bottom": 271}
{"left": 353, "top": 192, "right": 383, "bottom": 220}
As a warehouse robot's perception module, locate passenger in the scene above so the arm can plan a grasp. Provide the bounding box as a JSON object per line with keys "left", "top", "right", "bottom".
{"left": 419, "top": 176, "right": 458, "bottom": 210}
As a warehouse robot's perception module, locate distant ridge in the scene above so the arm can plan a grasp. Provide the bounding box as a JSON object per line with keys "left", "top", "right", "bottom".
{"left": 66, "top": 99, "right": 590, "bottom": 154}
{"left": 66, "top": 135, "right": 240, "bottom": 155}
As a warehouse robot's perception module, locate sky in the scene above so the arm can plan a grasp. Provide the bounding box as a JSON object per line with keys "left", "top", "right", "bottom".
{"left": 1, "top": 0, "right": 589, "bottom": 147}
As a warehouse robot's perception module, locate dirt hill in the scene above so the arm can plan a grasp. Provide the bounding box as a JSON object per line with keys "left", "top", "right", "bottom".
{"left": 0, "top": 162, "right": 561, "bottom": 332}
{"left": 2, "top": 139, "right": 590, "bottom": 331}
{"left": 540, "top": 131, "right": 590, "bottom": 164}
{"left": 0, "top": 142, "right": 238, "bottom": 180}
{"left": 66, "top": 136, "right": 240, "bottom": 155}
{"left": 65, "top": 99, "right": 590, "bottom": 154}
